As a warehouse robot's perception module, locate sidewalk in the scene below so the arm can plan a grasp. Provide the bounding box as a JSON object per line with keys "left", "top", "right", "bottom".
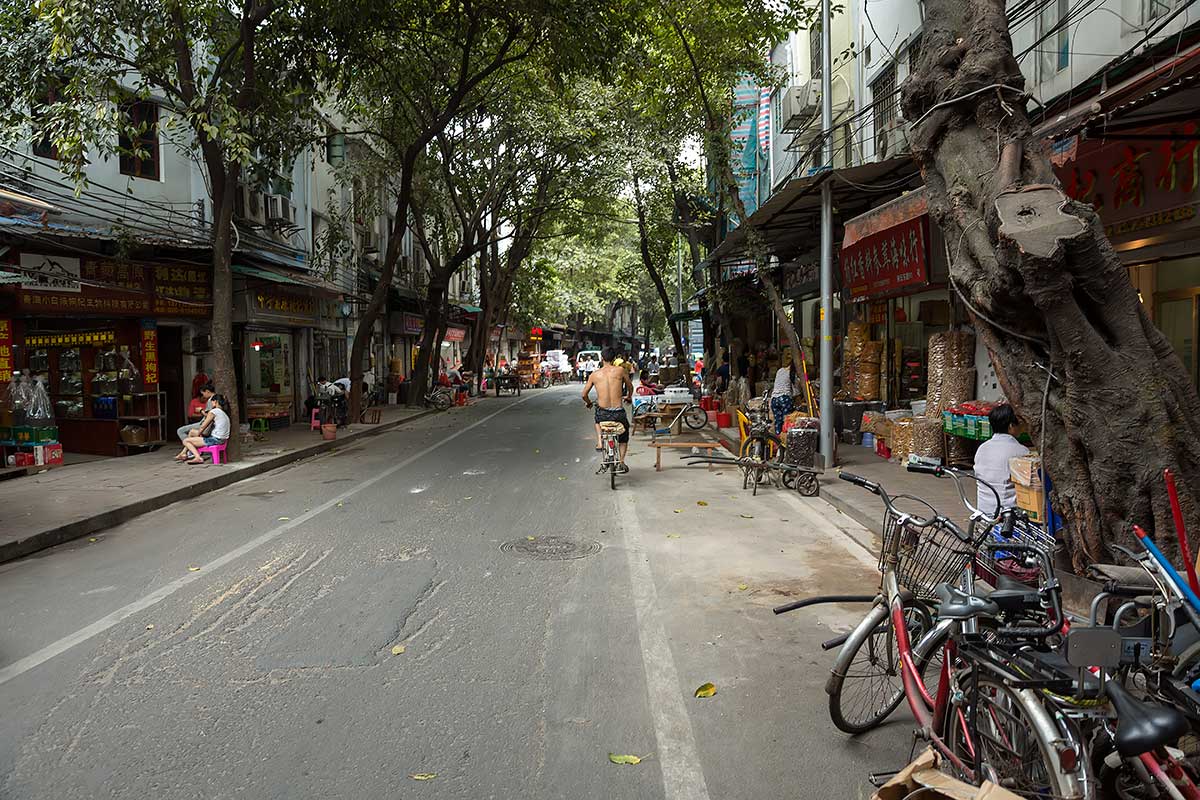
{"left": 0, "top": 404, "right": 440, "bottom": 564}
{"left": 707, "top": 424, "right": 969, "bottom": 551}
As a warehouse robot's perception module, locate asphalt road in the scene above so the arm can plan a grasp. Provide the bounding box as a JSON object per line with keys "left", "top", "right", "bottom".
{"left": 0, "top": 385, "right": 911, "bottom": 799}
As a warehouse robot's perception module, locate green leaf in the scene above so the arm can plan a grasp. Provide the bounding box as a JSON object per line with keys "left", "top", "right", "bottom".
{"left": 694, "top": 682, "right": 716, "bottom": 698}
{"left": 608, "top": 753, "right": 642, "bottom": 765}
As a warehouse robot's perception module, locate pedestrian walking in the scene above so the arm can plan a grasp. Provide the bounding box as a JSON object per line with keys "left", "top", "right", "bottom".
{"left": 770, "top": 362, "right": 799, "bottom": 435}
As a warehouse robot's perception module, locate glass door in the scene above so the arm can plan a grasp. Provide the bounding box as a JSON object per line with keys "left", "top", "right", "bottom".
{"left": 1156, "top": 294, "right": 1197, "bottom": 386}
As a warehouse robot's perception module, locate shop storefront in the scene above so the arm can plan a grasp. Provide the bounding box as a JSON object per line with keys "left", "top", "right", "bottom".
{"left": 1053, "top": 116, "right": 1200, "bottom": 387}
{"left": 1, "top": 252, "right": 211, "bottom": 456}
{"left": 235, "top": 278, "right": 321, "bottom": 426}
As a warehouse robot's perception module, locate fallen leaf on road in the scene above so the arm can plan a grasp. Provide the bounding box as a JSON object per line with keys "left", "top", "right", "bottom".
{"left": 526, "top": 536, "right": 536, "bottom": 541}
{"left": 145, "top": 624, "right": 154, "bottom": 630}
{"left": 336, "top": 502, "right": 344, "bottom": 508}
{"left": 188, "top": 566, "right": 201, "bottom": 572}
{"left": 697, "top": 500, "right": 708, "bottom": 506}
{"left": 694, "top": 682, "right": 717, "bottom": 698}
{"left": 463, "top": 496, "right": 473, "bottom": 501}
{"left": 409, "top": 773, "right": 437, "bottom": 781}
{"left": 534, "top": 449, "right": 541, "bottom": 454}
{"left": 737, "top": 583, "right": 748, "bottom": 591}
{"left": 558, "top": 476, "right": 565, "bottom": 480}
{"left": 666, "top": 533, "right": 681, "bottom": 539}
{"left": 740, "top": 514, "right": 754, "bottom": 519}
{"left": 673, "top": 509, "right": 683, "bottom": 514}
{"left": 88, "top": 538, "right": 97, "bottom": 542}
{"left": 277, "top": 517, "right": 290, "bottom": 521}
{"left": 608, "top": 754, "right": 642, "bottom": 765}
{"left": 391, "top": 645, "right": 406, "bottom": 655}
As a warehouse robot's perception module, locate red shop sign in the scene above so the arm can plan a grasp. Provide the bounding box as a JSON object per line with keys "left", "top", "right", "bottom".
{"left": 445, "top": 325, "right": 467, "bottom": 343}
{"left": 841, "top": 214, "right": 929, "bottom": 301}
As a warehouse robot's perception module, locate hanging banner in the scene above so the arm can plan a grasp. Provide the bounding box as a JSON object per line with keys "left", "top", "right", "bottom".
{"left": 140, "top": 320, "right": 159, "bottom": 385}
{"left": 444, "top": 325, "right": 467, "bottom": 343}
{"left": 0, "top": 319, "right": 12, "bottom": 377}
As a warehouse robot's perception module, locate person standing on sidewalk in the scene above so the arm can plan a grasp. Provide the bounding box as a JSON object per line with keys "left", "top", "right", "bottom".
{"left": 770, "top": 362, "right": 799, "bottom": 435}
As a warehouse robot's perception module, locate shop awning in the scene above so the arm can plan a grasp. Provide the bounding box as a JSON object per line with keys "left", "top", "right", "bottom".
{"left": 669, "top": 309, "right": 704, "bottom": 323}
{"left": 0, "top": 270, "right": 23, "bottom": 285}
{"left": 233, "top": 263, "right": 339, "bottom": 295}
{"left": 456, "top": 302, "right": 483, "bottom": 313}
{"left": 705, "top": 156, "right": 920, "bottom": 270}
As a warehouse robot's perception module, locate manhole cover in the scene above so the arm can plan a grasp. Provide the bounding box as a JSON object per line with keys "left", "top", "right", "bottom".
{"left": 500, "top": 536, "right": 602, "bottom": 561}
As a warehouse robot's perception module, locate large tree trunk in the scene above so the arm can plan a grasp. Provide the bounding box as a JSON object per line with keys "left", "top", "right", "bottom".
{"left": 208, "top": 166, "right": 242, "bottom": 460}
{"left": 409, "top": 279, "right": 447, "bottom": 405}
{"left": 903, "top": 0, "right": 1200, "bottom": 570}
{"left": 631, "top": 172, "right": 687, "bottom": 358}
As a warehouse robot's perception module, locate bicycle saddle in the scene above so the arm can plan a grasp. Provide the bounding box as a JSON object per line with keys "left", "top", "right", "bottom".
{"left": 988, "top": 574, "right": 1041, "bottom": 613}
{"left": 1105, "top": 678, "right": 1189, "bottom": 757}
{"left": 598, "top": 422, "right": 625, "bottom": 433}
{"left": 936, "top": 584, "right": 1000, "bottom": 621}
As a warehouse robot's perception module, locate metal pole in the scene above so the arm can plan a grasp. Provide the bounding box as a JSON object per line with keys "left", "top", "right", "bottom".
{"left": 818, "top": 0, "right": 835, "bottom": 468}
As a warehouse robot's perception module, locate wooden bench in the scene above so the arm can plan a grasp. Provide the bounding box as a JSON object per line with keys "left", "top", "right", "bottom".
{"left": 651, "top": 440, "right": 719, "bottom": 471}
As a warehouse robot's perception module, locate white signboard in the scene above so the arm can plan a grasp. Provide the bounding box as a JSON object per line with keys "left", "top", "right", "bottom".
{"left": 20, "top": 253, "right": 81, "bottom": 292}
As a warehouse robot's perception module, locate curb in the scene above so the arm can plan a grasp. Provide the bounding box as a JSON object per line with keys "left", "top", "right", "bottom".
{"left": 0, "top": 407, "right": 443, "bottom": 565}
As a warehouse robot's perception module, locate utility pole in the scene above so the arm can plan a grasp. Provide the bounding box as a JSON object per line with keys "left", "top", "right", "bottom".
{"left": 818, "top": 0, "right": 835, "bottom": 468}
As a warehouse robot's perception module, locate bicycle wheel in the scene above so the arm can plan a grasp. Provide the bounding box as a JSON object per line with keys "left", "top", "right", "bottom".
{"left": 739, "top": 432, "right": 782, "bottom": 461}
{"left": 946, "top": 674, "right": 1085, "bottom": 798}
{"left": 827, "top": 602, "right": 937, "bottom": 734}
{"left": 684, "top": 406, "right": 708, "bottom": 429}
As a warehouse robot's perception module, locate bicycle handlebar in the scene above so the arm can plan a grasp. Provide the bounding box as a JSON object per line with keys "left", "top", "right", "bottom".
{"left": 988, "top": 544, "right": 1064, "bottom": 641}
{"left": 838, "top": 471, "right": 879, "bottom": 493}
{"left": 903, "top": 462, "right": 1003, "bottom": 525}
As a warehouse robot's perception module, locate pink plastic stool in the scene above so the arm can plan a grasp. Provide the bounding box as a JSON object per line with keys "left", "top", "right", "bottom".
{"left": 196, "top": 443, "right": 227, "bottom": 464}
{"left": 310, "top": 407, "right": 321, "bottom": 431}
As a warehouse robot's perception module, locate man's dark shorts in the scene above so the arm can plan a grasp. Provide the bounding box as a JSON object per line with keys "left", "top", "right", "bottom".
{"left": 595, "top": 406, "right": 630, "bottom": 444}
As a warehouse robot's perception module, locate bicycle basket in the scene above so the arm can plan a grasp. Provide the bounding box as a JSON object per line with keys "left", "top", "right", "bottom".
{"left": 974, "top": 518, "right": 1056, "bottom": 587}
{"left": 880, "top": 506, "right": 974, "bottom": 602}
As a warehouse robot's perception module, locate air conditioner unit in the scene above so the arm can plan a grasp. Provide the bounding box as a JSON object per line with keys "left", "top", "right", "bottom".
{"left": 781, "top": 80, "right": 821, "bottom": 132}
{"left": 240, "top": 185, "right": 266, "bottom": 224}
{"left": 875, "top": 123, "right": 910, "bottom": 160}
{"left": 266, "top": 194, "right": 295, "bottom": 224}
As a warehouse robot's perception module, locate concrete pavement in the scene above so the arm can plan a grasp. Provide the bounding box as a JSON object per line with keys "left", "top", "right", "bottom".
{"left": 0, "top": 385, "right": 911, "bottom": 799}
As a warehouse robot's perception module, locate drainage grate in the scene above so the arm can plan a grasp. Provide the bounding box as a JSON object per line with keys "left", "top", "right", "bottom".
{"left": 500, "top": 536, "right": 602, "bottom": 561}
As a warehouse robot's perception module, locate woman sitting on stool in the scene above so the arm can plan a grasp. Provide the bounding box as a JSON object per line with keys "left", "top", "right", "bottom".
{"left": 183, "top": 394, "right": 232, "bottom": 465}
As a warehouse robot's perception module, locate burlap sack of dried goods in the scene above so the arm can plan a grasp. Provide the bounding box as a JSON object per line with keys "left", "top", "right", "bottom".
{"left": 860, "top": 340, "right": 884, "bottom": 365}
{"left": 861, "top": 411, "right": 887, "bottom": 435}
{"left": 948, "top": 435, "right": 973, "bottom": 465}
{"left": 846, "top": 322, "right": 870, "bottom": 363}
{"left": 858, "top": 371, "right": 881, "bottom": 401}
{"left": 889, "top": 418, "right": 915, "bottom": 463}
{"left": 942, "top": 368, "right": 976, "bottom": 408}
{"left": 912, "top": 417, "right": 945, "bottom": 459}
{"left": 946, "top": 330, "right": 976, "bottom": 368}
{"left": 785, "top": 426, "right": 819, "bottom": 468}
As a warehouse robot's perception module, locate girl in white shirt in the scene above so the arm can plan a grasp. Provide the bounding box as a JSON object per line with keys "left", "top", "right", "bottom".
{"left": 183, "top": 394, "right": 232, "bottom": 465}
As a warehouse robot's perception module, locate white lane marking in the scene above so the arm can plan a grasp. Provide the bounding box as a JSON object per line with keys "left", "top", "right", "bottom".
{"left": 0, "top": 396, "right": 530, "bottom": 687}
{"left": 616, "top": 498, "right": 712, "bottom": 800}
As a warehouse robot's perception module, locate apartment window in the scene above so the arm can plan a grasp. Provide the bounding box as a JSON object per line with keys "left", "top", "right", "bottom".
{"left": 1038, "top": 0, "right": 1070, "bottom": 78}
{"left": 873, "top": 64, "right": 899, "bottom": 132}
{"left": 809, "top": 26, "right": 821, "bottom": 78}
{"left": 906, "top": 35, "right": 922, "bottom": 74}
{"left": 843, "top": 122, "right": 854, "bottom": 164}
{"left": 118, "top": 99, "right": 159, "bottom": 180}
{"left": 1142, "top": 0, "right": 1172, "bottom": 22}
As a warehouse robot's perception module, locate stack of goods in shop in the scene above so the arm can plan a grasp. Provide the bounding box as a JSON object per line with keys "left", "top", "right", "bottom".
{"left": 843, "top": 322, "right": 869, "bottom": 397}
{"left": 0, "top": 372, "right": 61, "bottom": 469}
{"left": 857, "top": 340, "right": 884, "bottom": 401}
{"left": 925, "top": 331, "right": 975, "bottom": 418}
{"left": 910, "top": 417, "right": 945, "bottom": 463}
{"left": 899, "top": 347, "right": 923, "bottom": 404}
{"left": 942, "top": 400, "right": 997, "bottom": 441}
{"left": 888, "top": 416, "right": 915, "bottom": 464}
{"left": 517, "top": 352, "right": 539, "bottom": 387}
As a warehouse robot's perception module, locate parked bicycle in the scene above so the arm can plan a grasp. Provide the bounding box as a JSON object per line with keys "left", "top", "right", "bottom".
{"left": 423, "top": 385, "right": 453, "bottom": 411}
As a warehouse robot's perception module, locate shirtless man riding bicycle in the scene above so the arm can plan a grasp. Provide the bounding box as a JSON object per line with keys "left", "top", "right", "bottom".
{"left": 581, "top": 347, "right": 634, "bottom": 472}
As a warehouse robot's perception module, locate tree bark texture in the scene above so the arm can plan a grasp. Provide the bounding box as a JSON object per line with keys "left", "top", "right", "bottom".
{"left": 410, "top": 280, "right": 448, "bottom": 403}
{"left": 207, "top": 163, "right": 243, "bottom": 460}
{"left": 632, "top": 172, "right": 687, "bottom": 358}
{"left": 902, "top": 0, "right": 1200, "bottom": 569}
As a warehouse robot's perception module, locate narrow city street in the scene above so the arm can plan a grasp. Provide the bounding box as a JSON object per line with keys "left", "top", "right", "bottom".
{"left": 0, "top": 387, "right": 909, "bottom": 799}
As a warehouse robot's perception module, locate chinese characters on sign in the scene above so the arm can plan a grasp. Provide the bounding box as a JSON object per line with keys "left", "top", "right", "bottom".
{"left": 1055, "top": 119, "right": 1200, "bottom": 240}
{"left": 141, "top": 322, "right": 159, "bottom": 385}
{"left": 445, "top": 326, "right": 467, "bottom": 343}
{"left": 19, "top": 293, "right": 151, "bottom": 313}
{"left": 840, "top": 215, "right": 930, "bottom": 301}
{"left": 402, "top": 313, "right": 424, "bottom": 336}
{"left": 25, "top": 330, "right": 115, "bottom": 348}
{"left": 153, "top": 265, "right": 212, "bottom": 316}
{"left": 255, "top": 291, "right": 316, "bottom": 317}
{"left": 7, "top": 256, "right": 211, "bottom": 318}
{"left": 0, "top": 319, "right": 11, "bottom": 377}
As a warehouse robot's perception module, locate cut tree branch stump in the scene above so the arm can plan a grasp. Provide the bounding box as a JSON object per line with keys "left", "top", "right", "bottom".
{"left": 995, "top": 185, "right": 1087, "bottom": 259}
